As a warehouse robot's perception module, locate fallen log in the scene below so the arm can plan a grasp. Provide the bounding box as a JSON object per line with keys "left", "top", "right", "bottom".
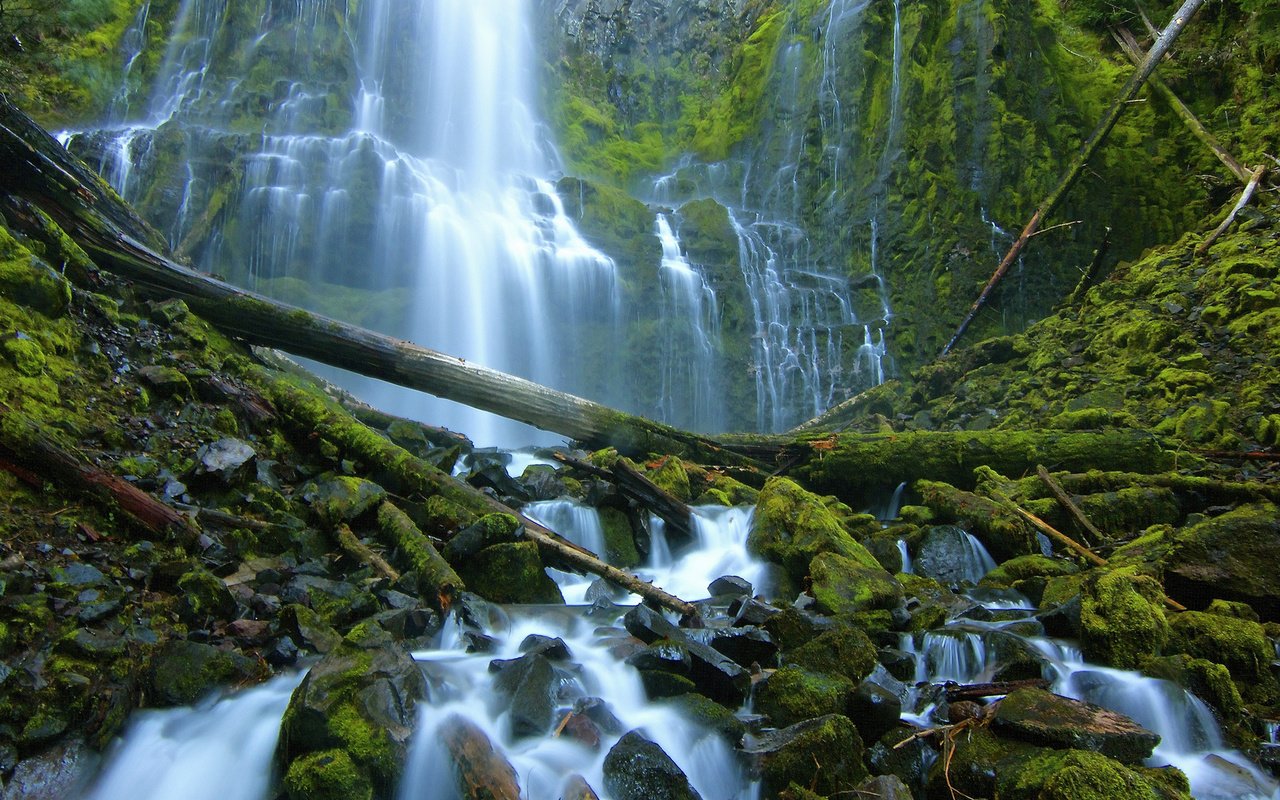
{"left": 941, "top": 0, "right": 1208, "bottom": 356}
{"left": 1195, "top": 165, "right": 1268, "bottom": 256}
{"left": 0, "top": 96, "right": 756, "bottom": 469}
{"left": 375, "top": 501, "right": 462, "bottom": 611}
{"left": 0, "top": 403, "right": 196, "bottom": 541}
{"left": 247, "top": 365, "right": 697, "bottom": 617}
{"left": 553, "top": 451, "right": 694, "bottom": 543}
{"left": 1036, "top": 464, "right": 1107, "bottom": 545}
{"left": 944, "top": 678, "right": 1051, "bottom": 702}
{"left": 1112, "top": 26, "right": 1252, "bottom": 185}
{"left": 335, "top": 523, "right": 400, "bottom": 582}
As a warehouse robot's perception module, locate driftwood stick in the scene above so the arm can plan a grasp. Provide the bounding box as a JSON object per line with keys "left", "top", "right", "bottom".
{"left": 941, "top": 0, "right": 1208, "bottom": 356}
{"left": 944, "top": 678, "right": 1051, "bottom": 702}
{"left": 1113, "top": 26, "right": 1252, "bottom": 185}
{"left": 1036, "top": 464, "right": 1107, "bottom": 543}
{"left": 1195, "top": 165, "right": 1268, "bottom": 256}
{"left": 989, "top": 490, "right": 1186, "bottom": 611}
{"left": 336, "top": 523, "right": 401, "bottom": 581}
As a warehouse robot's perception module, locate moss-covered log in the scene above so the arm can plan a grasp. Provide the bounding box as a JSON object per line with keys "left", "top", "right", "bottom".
{"left": 788, "top": 429, "right": 1182, "bottom": 502}
{"left": 375, "top": 502, "right": 462, "bottom": 610}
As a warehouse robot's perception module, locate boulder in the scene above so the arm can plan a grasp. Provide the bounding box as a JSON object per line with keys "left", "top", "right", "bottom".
{"left": 1162, "top": 503, "right": 1280, "bottom": 619}
{"left": 439, "top": 714, "right": 521, "bottom": 800}
{"left": 0, "top": 739, "right": 94, "bottom": 800}
{"left": 708, "top": 575, "right": 752, "bottom": 597}
{"left": 301, "top": 476, "right": 386, "bottom": 525}
{"left": 993, "top": 688, "right": 1160, "bottom": 763}
{"left": 455, "top": 541, "right": 564, "bottom": 605}
{"left": 624, "top": 605, "right": 749, "bottom": 705}
{"left": 278, "top": 626, "right": 428, "bottom": 795}
{"left": 149, "top": 640, "right": 262, "bottom": 706}
{"left": 1080, "top": 567, "right": 1168, "bottom": 669}
{"left": 749, "top": 478, "right": 883, "bottom": 584}
{"left": 283, "top": 749, "right": 372, "bottom": 800}
{"left": 785, "top": 625, "right": 878, "bottom": 685}
{"left": 602, "top": 730, "right": 702, "bottom": 800}
{"left": 754, "top": 667, "right": 853, "bottom": 728}
{"left": 808, "top": 552, "right": 903, "bottom": 614}
{"left": 849, "top": 678, "right": 902, "bottom": 744}
{"left": 708, "top": 626, "right": 776, "bottom": 668}
{"left": 489, "top": 653, "right": 558, "bottom": 739}
{"left": 913, "top": 525, "right": 993, "bottom": 584}
{"left": 744, "top": 714, "right": 867, "bottom": 797}
{"left": 994, "top": 749, "right": 1190, "bottom": 800}
{"left": 659, "top": 694, "right": 747, "bottom": 746}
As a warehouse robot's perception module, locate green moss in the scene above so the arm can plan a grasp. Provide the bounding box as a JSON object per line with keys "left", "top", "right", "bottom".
{"left": 749, "top": 477, "right": 883, "bottom": 583}
{"left": 599, "top": 506, "right": 641, "bottom": 568}
{"left": 455, "top": 542, "right": 564, "bottom": 605}
{"left": 786, "top": 625, "right": 879, "bottom": 685}
{"left": 1080, "top": 567, "right": 1169, "bottom": 669}
{"left": 1166, "top": 611, "right": 1272, "bottom": 685}
{"left": 996, "top": 749, "right": 1186, "bottom": 800}
{"left": 808, "top": 551, "right": 902, "bottom": 615}
{"left": 757, "top": 714, "right": 867, "bottom": 798}
{"left": 1140, "top": 654, "right": 1244, "bottom": 719}
{"left": 284, "top": 749, "right": 372, "bottom": 800}
{"left": 755, "top": 666, "right": 854, "bottom": 728}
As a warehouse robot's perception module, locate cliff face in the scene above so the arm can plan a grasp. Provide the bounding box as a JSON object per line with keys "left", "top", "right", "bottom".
{"left": 4, "top": 0, "right": 1276, "bottom": 426}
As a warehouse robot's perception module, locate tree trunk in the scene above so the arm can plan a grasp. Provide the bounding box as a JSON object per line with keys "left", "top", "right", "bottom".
{"left": 941, "top": 0, "right": 1208, "bottom": 356}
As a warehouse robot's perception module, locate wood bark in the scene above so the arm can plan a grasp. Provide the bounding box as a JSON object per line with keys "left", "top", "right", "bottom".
{"left": 0, "top": 404, "right": 196, "bottom": 540}
{"left": 0, "top": 95, "right": 757, "bottom": 469}
{"left": 1195, "top": 165, "right": 1268, "bottom": 256}
{"left": 1036, "top": 464, "right": 1106, "bottom": 545}
{"left": 941, "top": 0, "right": 1208, "bottom": 356}
{"left": 553, "top": 452, "right": 694, "bottom": 542}
{"left": 1113, "top": 26, "right": 1252, "bottom": 185}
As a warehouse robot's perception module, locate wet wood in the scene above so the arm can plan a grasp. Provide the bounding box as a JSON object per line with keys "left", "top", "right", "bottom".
{"left": 553, "top": 452, "right": 694, "bottom": 542}
{"left": 0, "top": 404, "right": 195, "bottom": 539}
{"left": 941, "top": 0, "right": 1209, "bottom": 356}
{"left": 1036, "top": 464, "right": 1106, "bottom": 545}
{"left": 1195, "top": 165, "right": 1268, "bottom": 256}
{"left": 944, "top": 678, "right": 1051, "bottom": 702}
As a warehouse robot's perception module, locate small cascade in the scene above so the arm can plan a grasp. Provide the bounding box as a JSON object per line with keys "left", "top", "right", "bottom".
{"left": 400, "top": 611, "right": 752, "bottom": 800}
{"left": 78, "top": 673, "right": 303, "bottom": 800}
{"left": 896, "top": 539, "right": 912, "bottom": 574}
{"left": 653, "top": 214, "right": 724, "bottom": 432}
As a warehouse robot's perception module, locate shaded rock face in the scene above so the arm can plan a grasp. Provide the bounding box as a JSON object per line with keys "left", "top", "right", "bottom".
{"left": 1163, "top": 503, "right": 1280, "bottom": 620}
{"left": 623, "top": 604, "right": 749, "bottom": 705}
{"left": 744, "top": 714, "right": 867, "bottom": 797}
{"left": 993, "top": 687, "right": 1160, "bottom": 764}
{"left": 602, "top": 730, "right": 703, "bottom": 800}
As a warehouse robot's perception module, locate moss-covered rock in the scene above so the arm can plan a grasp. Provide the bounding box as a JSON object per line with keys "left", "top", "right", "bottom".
{"left": 454, "top": 541, "right": 564, "bottom": 605}
{"left": 1080, "top": 567, "right": 1169, "bottom": 669}
{"left": 1166, "top": 611, "right": 1276, "bottom": 705}
{"left": 1162, "top": 504, "right": 1280, "bottom": 619}
{"left": 808, "top": 552, "right": 903, "bottom": 615}
{"left": 175, "top": 568, "right": 238, "bottom": 622}
{"left": 750, "top": 478, "right": 883, "bottom": 584}
{"left": 149, "top": 640, "right": 263, "bottom": 706}
{"left": 754, "top": 666, "right": 854, "bottom": 728}
{"left": 284, "top": 748, "right": 373, "bottom": 800}
{"left": 785, "top": 625, "right": 879, "bottom": 686}
{"left": 747, "top": 714, "right": 867, "bottom": 798}
{"left": 1139, "top": 654, "right": 1244, "bottom": 719}
{"left": 992, "top": 688, "right": 1159, "bottom": 763}
{"left": 302, "top": 476, "right": 388, "bottom": 525}
{"left": 995, "top": 749, "right": 1190, "bottom": 800}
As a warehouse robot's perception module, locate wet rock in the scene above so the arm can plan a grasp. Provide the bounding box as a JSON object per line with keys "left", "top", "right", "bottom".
{"left": 854, "top": 775, "right": 913, "bottom": 800}
{"left": 281, "top": 603, "right": 342, "bottom": 654}
{"left": 562, "top": 774, "right": 601, "bottom": 800}
{"left": 868, "top": 728, "right": 933, "bottom": 799}
{"left": 149, "top": 640, "right": 262, "bottom": 706}
{"left": 561, "top": 714, "right": 603, "bottom": 749}
{"left": 49, "top": 563, "right": 106, "bottom": 588}
{"left": 754, "top": 666, "right": 853, "bottom": 728}
{"left": 761, "top": 606, "right": 839, "bottom": 650}
{"left": 137, "top": 365, "right": 191, "bottom": 398}
{"left": 1080, "top": 567, "right": 1169, "bottom": 669}
{"left": 456, "top": 541, "right": 564, "bottom": 604}
{"left": 283, "top": 748, "right": 372, "bottom": 800}
{"left": 993, "top": 687, "right": 1160, "bottom": 763}
{"left": 987, "top": 630, "right": 1051, "bottom": 682}
{"left": 660, "top": 693, "right": 747, "bottom": 745}
{"left": 708, "top": 626, "right": 776, "bottom": 668}
{"left": 57, "top": 628, "right": 125, "bottom": 659}
{"left": 744, "top": 714, "right": 867, "bottom": 797}
{"left": 196, "top": 437, "right": 256, "bottom": 481}
{"left": 1163, "top": 503, "right": 1280, "bottom": 619}
{"left": 994, "top": 748, "right": 1189, "bottom": 800}
{"left": 849, "top": 678, "right": 902, "bottom": 743}
{"left": 913, "top": 525, "right": 991, "bottom": 584}
{"left": 602, "top": 730, "right": 703, "bottom": 800}
{"left": 301, "top": 476, "right": 386, "bottom": 524}
{"left": 369, "top": 607, "right": 440, "bottom": 642}
{"left": 785, "top": 625, "right": 879, "bottom": 685}
{"left": 878, "top": 647, "right": 917, "bottom": 682}
{"left": 288, "top": 574, "right": 377, "bottom": 625}
{"left": 626, "top": 639, "right": 692, "bottom": 673}
{"left": 463, "top": 631, "right": 500, "bottom": 653}
{"left": 1140, "top": 654, "right": 1243, "bottom": 717}
{"left": 1167, "top": 610, "right": 1274, "bottom": 689}
{"left": 1, "top": 739, "right": 95, "bottom": 800}
{"left": 1037, "top": 594, "right": 1083, "bottom": 638}
{"left": 279, "top": 626, "right": 428, "bottom": 794}
{"left": 808, "top": 551, "right": 903, "bottom": 614}
{"left": 489, "top": 653, "right": 557, "bottom": 739}
{"left": 639, "top": 670, "right": 697, "bottom": 698}
{"left": 749, "top": 477, "right": 884, "bottom": 584}
{"left": 519, "top": 634, "right": 572, "bottom": 660}
{"left": 573, "top": 697, "right": 624, "bottom": 735}
{"left": 731, "top": 597, "right": 781, "bottom": 627}
{"left": 266, "top": 635, "right": 301, "bottom": 666}
{"left": 707, "top": 575, "right": 752, "bottom": 597}
{"left": 518, "top": 464, "right": 568, "bottom": 501}
{"left": 624, "top": 605, "right": 749, "bottom": 705}
{"left": 442, "top": 513, "right": 522, "bottom": 562}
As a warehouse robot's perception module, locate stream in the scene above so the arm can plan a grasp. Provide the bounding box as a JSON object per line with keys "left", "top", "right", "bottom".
{"left": 75, "top": 498, "right": 1279, "bottom": 800}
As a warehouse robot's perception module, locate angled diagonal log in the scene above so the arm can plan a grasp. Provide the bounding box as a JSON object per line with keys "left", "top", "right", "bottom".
{"left": 1113, "top": 26, "right": 1251, "bottom": 185}
{"left": 941, "top": 0, "right": 1208, "bottom": 356}
{"left": 553, "top": 451, "right": 694, "bottom": 542}
{"left": 1195, "top": 165, "right": 1268, "bottom": 256}
{"left": 1036, "top": 464, "right": 1106, "bottom": 545}
{"left": 0, "top": 96, "right": 757, "bottom": 470}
